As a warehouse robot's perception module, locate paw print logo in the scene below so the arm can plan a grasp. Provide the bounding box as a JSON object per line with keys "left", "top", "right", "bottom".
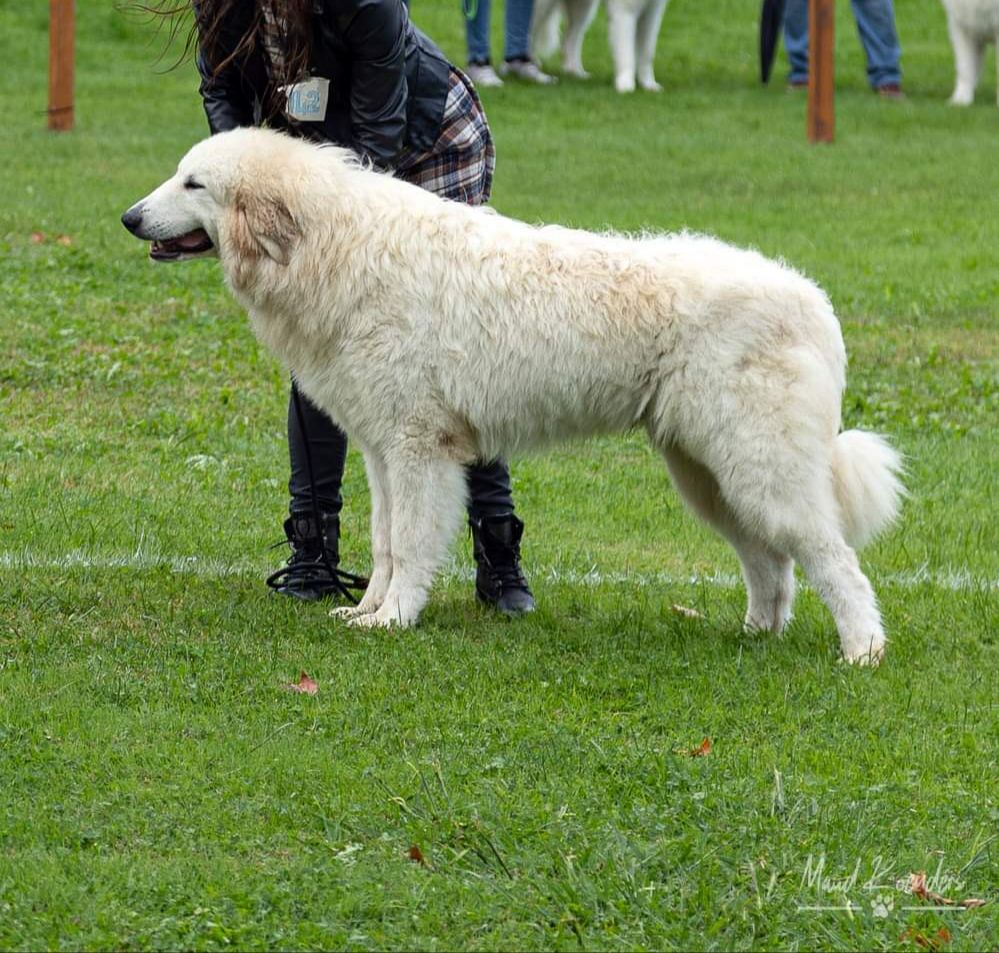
{"left": 870, "top": 893, "right": 894, "bottom": 918}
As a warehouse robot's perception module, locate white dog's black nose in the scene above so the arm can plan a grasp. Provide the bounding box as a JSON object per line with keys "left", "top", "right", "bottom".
{"left": 121, "top": 204, "right": 144, "bottom": 236}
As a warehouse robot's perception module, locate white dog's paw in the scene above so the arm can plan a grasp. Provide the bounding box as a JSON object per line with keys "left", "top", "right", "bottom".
{"left": 639, "top": 78, "right": 663, "bottom": 93}
{"left": 330, "top": 582, "right": 389, "bottom": 621}
{"left": 564, "top": 64, "right": 590, "bottom": 79}
{"left": 743, "top": 613, "right": 790, "bottom": 635}
{"left": 345, "top": 603, "right": 417, "bottom": 629}
{"left": 840, "top": 640, "right": 886, "bottom": 667}
{"left": 345, "top": 611, "right": 393, "bottom": 629}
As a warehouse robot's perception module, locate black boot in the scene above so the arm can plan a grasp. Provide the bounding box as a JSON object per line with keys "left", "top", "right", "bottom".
{"left": 469, "top": 514, "right": 536, "bottom": 615}
{"left": 265, "top": 512, "right": 367, "bottom": 603}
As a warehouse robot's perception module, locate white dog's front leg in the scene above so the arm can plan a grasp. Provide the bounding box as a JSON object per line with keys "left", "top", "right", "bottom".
{"left": 346, "top": 454, "right": 468, "bottom": 629}
{"left": 948, "top": 22, "right": 983, "bottom": 105}
{"left": 608, "top": 7, "right": 639, "bottom": 92}
{"left": 636, "top": 0, "right": 668, "bottom": 92}
{"left": 330, "top": 449, "right": 392, "bottom": 622}
{"left": 563, "top": 0, "right": 599, "bottom": 77}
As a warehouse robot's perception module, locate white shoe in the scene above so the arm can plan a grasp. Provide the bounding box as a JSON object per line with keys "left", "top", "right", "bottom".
{"left": 466, "top": 62, "right": 504, "bottom": 88}
{"left": 499, "top": 58, "right": 557, "bottom": 85}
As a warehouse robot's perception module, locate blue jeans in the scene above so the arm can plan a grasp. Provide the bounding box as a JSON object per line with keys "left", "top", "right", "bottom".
{"left": 784, "top": 0, "right": 901, "bottom": 89}
{"left": 464, "top": 0, "right": 536, "bottom": 63}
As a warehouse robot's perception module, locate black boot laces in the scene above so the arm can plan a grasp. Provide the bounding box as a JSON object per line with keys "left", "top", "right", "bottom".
{"left": 265, "top": 537, "right": 368, "bottom": 603}
{"left": 268, "top": 385, "right": 368, "bottom": 604}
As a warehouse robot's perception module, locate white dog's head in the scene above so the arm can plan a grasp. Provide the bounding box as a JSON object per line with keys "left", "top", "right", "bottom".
{"left": 121, "top": 128, "right": 318, "bottom": 267}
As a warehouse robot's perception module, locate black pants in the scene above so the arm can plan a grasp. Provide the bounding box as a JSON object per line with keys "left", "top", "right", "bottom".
{"left": 287, "top": 384, "right": 516, "bottom": 521}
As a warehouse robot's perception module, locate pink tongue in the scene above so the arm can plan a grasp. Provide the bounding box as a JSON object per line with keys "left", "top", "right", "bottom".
{"left": 176, "top": 229, "right": 209, "bottom": 249}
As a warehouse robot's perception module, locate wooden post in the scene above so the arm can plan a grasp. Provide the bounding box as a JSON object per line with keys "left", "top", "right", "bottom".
{"left": 48, "top": 0, "right": 75, "bottom": 131}
{"left": 807, "top": 0, "right": 834, "bottom": 143}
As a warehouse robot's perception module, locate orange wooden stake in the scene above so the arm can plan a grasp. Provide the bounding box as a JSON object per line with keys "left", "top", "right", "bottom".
{"left": 807, "top": 0, "right": 834, "bottom": 143}
{"left": 48, "top": 0, "right": 75, "bottom": 131}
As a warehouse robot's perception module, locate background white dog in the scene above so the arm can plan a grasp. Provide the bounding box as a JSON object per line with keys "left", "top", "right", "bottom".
{"left": 122, "top": 128, "right": 905, "bottom": 663}
{"left": 531, "top": 0, "right": 671, "bottom": 92}
{"left": 941, "top": 0, "right": 999, "bottom": 104}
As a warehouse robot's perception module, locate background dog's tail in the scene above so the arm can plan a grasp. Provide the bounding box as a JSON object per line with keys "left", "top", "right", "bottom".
{"left": 831, "top": 430, "right": 906, "bottom": 550}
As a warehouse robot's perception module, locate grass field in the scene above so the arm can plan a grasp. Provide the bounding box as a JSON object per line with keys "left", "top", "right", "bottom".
{"left": 1, "top": 0, "right": 996, "bottom": 949}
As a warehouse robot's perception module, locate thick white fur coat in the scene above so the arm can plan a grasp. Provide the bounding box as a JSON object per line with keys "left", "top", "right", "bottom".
{"left": 126, "top": 129, "right": 905, "bottom": 662}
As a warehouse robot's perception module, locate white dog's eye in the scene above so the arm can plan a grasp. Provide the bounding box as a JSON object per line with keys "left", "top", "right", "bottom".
{"left": 184, "top": 177, "right": 205, "bottom": 190}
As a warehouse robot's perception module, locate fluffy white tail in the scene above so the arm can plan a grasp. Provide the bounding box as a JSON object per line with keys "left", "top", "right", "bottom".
{"left": 831, "top": 430, "right": 906, "bottom": 550}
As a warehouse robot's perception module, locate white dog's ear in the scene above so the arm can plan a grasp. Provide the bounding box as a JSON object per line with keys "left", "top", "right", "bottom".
{"left": 229, "top": 187, "right": 300, "bottom": 265}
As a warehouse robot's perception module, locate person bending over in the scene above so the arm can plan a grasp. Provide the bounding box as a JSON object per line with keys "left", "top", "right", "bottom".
{"left": 151, "top": 0, "right": 536, "bottom": 613}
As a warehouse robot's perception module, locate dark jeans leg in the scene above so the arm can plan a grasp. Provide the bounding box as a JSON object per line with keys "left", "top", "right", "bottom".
{"left": 287, "top": 383, "right": 347, "bottom": 517}
{"left": 465, "top": 458, "right": 515, "bottom": 520}
{"left": 782, "top": 0, "right": 810, "bottom": 84}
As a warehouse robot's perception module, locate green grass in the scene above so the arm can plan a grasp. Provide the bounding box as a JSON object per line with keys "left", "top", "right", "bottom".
{"left": 0, "top": 0, "right": 996, "bottom": 949}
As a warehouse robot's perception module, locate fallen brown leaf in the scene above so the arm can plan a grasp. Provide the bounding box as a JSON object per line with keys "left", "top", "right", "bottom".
{"left": 285, "top": 670, "right": 318, "bottom": 695}
{"left": 406, "top": 844, "right": 428, "bottom": 866}
{"left": 908, "top": 871, "right": 987, "bottom": 909}
{"left": 899, "top": 927, "right": 952, "bottom": 951}
{"left": 30, "top": 231, "right": 45, "bottom": 244}
{"left": 670, "top": 603, "right": 704, "bottom": 619}
{"left": 675, "top": 736, "right": 712, "bottom": 757}
{"left": 56, "top": 234, "right": 73, "bottom": 246}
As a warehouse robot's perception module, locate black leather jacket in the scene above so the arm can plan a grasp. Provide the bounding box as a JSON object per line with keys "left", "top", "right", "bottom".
{"left": 195, "top": 0, "right": 451, "bottom": 167}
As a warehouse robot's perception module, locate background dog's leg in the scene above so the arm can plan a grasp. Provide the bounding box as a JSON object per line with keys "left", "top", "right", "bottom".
{"left": 635, "top": 0, "right": 668, "bottom": 91}
{"left": 530, "top": 0, "right": 563, "bottom": 63}
{"left": 947, "top": 20, "right": 983, "bottom": 105}
{"left": 608, "top": 5, "right": 639, "bottom": 92}
{"left": 346, "top": 454, "right": 467, "bottom": 629}
{"left": 330, "top": 449, "right": 393, "bottom": 621}
{"left": 562, "top": 0, "right": 600, "bottom": 78}
{"left": 661, "top": 446, "right": 795, "bottom": 633}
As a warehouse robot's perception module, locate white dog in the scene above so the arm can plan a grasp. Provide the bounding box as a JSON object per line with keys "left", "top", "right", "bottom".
{"left": 122, "top": 128, "right": 904, "bottom": 663}
{"left": 531, "top": 0, "right": 670, "bottom": 92}
{"left": 941, "top": 0, "right": 999, "bottom": 105}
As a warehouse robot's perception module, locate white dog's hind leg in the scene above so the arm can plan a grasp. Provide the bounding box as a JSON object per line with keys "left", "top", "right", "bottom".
{"left": 330, "top": 449, "right": 393, "bottom": 622}
{"left": 948, "top": 22, "right": 983, "bottom": 105}
{"left": 719, "top": 458, "right": 886, "bottom": 664}
{"left": 788, "top": 533, "right": 886, "bottom": 664}
{"left": 635, "top": 0, "right": 668, "bottom": 92}
{"left": 346, "top": 455, "right": 467, "bottom": 629}
{"left": 608, "top": 6, "right": 639, "bottom": 92}
{"left": 661, "top": 446, "right": 795, "bottom": 633}
{"left": 741, "top": 550, "right": 795, "bottom": 633}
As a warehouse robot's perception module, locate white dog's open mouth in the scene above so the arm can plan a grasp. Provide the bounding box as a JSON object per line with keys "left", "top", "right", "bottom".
{"left": 150, "top": 229, "right": 214, "bottom": 261}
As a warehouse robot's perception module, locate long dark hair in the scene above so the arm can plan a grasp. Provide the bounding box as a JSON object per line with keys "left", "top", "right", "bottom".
{"left": 129, "top": 1, "right": 313, "bottom": 102}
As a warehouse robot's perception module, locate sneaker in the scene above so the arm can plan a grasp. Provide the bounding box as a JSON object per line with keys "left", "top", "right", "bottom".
{"left": 466, "top": 61, "right": 504, "bottom": 88}
{"left": 499, "top": 57, "right": 557, "bottom": 85}
{"left": 469, "top": 514, "right": 536, "bottom": 615}
{"left": 876, "top": 83, "right": 905, "bottom": 100}
{"left": 265, "top": 512, "right": 368, "bottom": 603}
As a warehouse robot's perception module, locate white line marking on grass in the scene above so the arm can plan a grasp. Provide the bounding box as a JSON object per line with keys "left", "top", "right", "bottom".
{"left": 0, "top": 551, "right": 995, "bottom": 591}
